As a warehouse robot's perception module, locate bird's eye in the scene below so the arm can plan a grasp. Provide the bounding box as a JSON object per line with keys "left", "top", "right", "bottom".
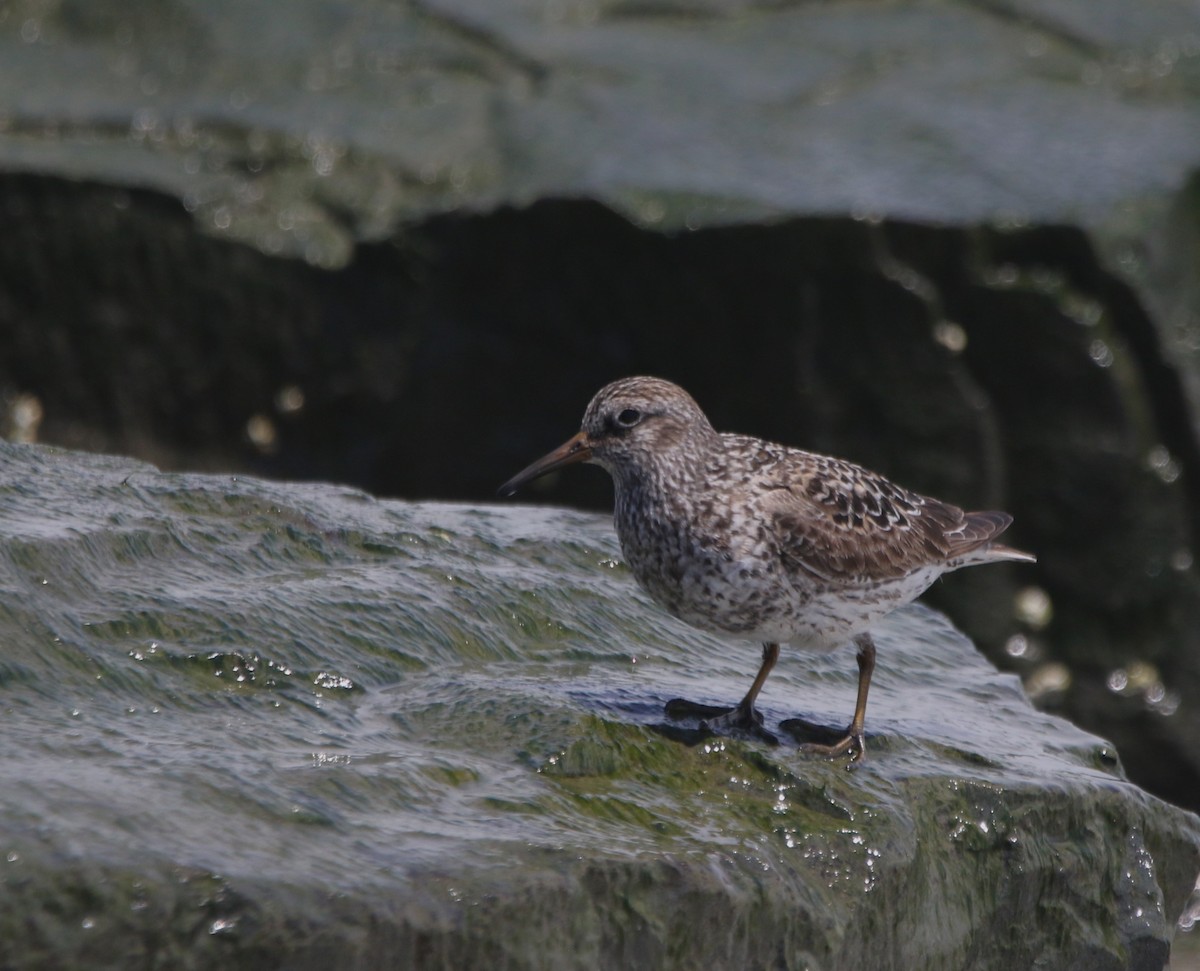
{"left": 616, "top": 408, "right": 642, "bottom": 428}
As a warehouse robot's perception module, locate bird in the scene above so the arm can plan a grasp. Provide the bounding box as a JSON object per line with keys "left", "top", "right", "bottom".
{"left": 498, "top": 376, "right": 1035, "bottom": 762}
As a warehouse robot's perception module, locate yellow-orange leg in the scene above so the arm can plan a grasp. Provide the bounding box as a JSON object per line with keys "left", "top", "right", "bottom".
{"left": 665, "top": 642, "right": 780, "bottom": 744}
{"left": 737, "top": 641, "right": 780, "bottom": 713}
{"left": 801, "top": 633, "right": 876, "bottom": 763}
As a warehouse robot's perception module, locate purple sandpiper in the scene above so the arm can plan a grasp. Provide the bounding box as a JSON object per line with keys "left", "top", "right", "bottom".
{"left": 499, "top": 376, "right": 1035, "bottom": 762}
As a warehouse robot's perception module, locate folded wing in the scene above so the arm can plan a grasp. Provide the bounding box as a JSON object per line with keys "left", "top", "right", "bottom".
{"left": 758, "top": 452, "right": 1033, "bottom": 585}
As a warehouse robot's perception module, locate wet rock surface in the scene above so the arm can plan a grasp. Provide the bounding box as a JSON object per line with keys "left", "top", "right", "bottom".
{"left": 0, "top": 443, "right": 1196, "bottom": 969}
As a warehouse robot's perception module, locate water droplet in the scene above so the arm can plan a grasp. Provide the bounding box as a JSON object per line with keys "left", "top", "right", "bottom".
{"left": 5, "top": 392, "right": 43, "bottom": 442}
{"left": 1014, "top": 587, "right": 1052, "bottom": 629}
{"left": 313, "top": 672, "right": 354, "bottom": 690}
{"left": 1150, "top": 689, "right": 1180, "bottom": 717}
{"left": 275, "top": 385, "right": 305, "bottom": 414}
{"left": 638, "top": 200, "right": 666, "bottom": 225}
{"left": 933, "top": 321, "right": 967, "bottom": 354}
{"left": 1025, "top": 662, "right": 1070, "bottom": 700}
{"left": 1146, "top": 445, "right": 1181, "bottom": 483}
{"left": 1088, "top": 339, "right": 1114, "bottom": 368}
{"left": 246, "top": 414, "right": 277, "bottom": 452}
{"left": 1126, "top": 661, "right": 1158, "bottom": 691}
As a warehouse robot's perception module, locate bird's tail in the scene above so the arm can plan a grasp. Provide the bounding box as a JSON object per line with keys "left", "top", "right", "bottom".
{"left": 947, "top": 510, "right": 1037, "bottom": 565}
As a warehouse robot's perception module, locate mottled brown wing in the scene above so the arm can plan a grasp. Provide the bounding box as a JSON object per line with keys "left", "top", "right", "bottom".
{"left": 759, "top": 450, "right": 1009, "bottom": 584}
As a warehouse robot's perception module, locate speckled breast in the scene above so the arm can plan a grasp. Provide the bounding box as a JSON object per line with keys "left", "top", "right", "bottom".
{"left": 613, "top": 487, "right": 809, "bottom": 643}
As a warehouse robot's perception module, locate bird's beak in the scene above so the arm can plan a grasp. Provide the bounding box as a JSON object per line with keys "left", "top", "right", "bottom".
{"left": 498, "top": 431, "right": 593, "bottom": 497}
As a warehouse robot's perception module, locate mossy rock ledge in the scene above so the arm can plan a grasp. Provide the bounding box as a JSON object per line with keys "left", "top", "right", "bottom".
{"left": 0, "top": 442, "right": 1197, "bottom": 970}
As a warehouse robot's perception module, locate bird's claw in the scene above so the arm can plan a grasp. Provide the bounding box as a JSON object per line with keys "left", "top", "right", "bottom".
{"left": 780, "top": 718, "right": 867, "bottom": 765}
{"left": 799, "top": 731, "right": 867, "bottom": 766}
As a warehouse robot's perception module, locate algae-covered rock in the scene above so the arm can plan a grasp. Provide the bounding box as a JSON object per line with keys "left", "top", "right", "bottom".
{"left": 0, "top": 443, "right": 1195, "bottom": 969}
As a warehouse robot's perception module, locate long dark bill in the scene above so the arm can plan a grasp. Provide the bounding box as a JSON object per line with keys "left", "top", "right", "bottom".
{"left": 497, "top": 431, "right": 593, "bottom": 497}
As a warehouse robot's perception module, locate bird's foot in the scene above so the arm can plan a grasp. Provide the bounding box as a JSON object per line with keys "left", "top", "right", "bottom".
{"left": 802, "top": 732, "right": 866, "bottom": 765}
{"left": 664, "top": 698, "right": 779, "bottom": 746}
{"left": 780, "top": 717, "right": 867, "bottom": 765}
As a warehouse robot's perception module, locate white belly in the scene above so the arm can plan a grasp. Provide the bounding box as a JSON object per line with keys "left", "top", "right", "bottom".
{"left": 657, "top": 558, "right": 945, "bottom": 653}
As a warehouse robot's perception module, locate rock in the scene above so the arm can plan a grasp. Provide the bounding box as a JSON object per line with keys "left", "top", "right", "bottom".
{"left": 0, "top": 442, "right": 1196, "bottom": 969}
{"left": 2, "top": 1, "right": 1198, "bottom": 255}
{"left": 1, "top": 0, "right": 1200, "bottom": 818}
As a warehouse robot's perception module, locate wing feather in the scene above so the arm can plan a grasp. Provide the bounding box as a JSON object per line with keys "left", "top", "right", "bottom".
{"left": 748, "top": 445, "right": 1022, "bottom": 584}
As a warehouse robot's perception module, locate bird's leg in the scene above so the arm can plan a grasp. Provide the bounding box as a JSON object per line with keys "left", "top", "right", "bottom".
{"left": 714, "top": 641, "right": 779, "bottom": 730}
{"left": 665, "top": 642, "right": 780, "bottom": 744}
{"left": 800, "top": 633, "right": 875, "bottom": 764}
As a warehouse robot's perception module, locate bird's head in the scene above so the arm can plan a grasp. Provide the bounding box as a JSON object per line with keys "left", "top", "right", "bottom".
{"left": 498, "top": 376, "right": 717, "bottom": 496}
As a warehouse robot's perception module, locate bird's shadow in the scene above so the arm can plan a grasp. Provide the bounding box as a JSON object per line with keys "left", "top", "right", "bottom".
{"left": 648, "top": 703, "right": 868, "bottom": 751}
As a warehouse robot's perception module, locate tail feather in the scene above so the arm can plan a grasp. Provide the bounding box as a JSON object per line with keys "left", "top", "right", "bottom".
{"left": 982, "top": 543, "right": 1037, "bottom": 564}
{"left": 946, "top": 510, "right": 1036, "bottom": 564}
